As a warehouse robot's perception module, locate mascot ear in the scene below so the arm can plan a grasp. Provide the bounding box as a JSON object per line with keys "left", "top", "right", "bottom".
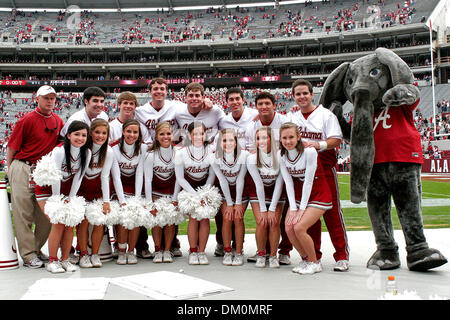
{"left": 375, "top": 47, "right": 414, "bottom": 86}
{"left": 319, "top": 62, "right": 350, "bottom": 109}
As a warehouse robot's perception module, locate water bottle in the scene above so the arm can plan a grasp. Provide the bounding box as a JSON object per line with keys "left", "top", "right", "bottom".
{"left": 385, "top": 276, "right": 398, "bottom": 295}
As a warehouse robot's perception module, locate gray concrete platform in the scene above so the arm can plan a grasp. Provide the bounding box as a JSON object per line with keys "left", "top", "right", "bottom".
{"left": 0, "top": 228, "right": 449, "bottom": 300}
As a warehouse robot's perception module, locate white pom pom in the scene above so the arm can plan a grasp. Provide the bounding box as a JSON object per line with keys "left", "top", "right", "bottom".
{"left": 33, "top": 154, "right": 63, "bottom": 186}
{"left": 153, "top": 197, "right": 186, "bottom": 227}
{"left": 177, "top": 191, "right": 202, "bottom": 215}
{"left": 45, "top": 195, "right": 86, "bottom": 227}
{"left": 45, "top": 194, "right": 68, "bottom": 225}
{"left": 64, "top": 196, "right": 86, "bottom": 227}
{"left": 142, "top": 200, "right": 157, "bottom": 229}
{"left": 106, "top": 200, "right": 121, "bottom": 226}
{"left": 190, "top": 184, "right": 222, "bottom": 220}
{"left": 85, "top": 199, "right": 107, "bottom": 226}
{"left": 119, "top": 196, "right": 147, "bottom": 230}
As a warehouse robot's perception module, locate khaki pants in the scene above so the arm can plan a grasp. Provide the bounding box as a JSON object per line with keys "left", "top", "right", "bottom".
{"left": 9, "top": 160, "right": 51, "bottom": 263}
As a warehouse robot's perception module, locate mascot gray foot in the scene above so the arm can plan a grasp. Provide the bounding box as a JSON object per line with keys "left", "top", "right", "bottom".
{"left": 407, "top": 248, "right": 448, "bottom": 271}
{"left": 367, "top": 249, "right": 400, "bottom": 270}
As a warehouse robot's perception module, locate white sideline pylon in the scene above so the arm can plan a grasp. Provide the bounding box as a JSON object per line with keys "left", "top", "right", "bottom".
{"left": 0, "top": 180, "right": 19, "bottom": 270}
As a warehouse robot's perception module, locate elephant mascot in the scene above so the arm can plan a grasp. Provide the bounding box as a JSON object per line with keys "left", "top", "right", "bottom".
{"left": 319, "top": 47, "right": 447, "bottom": 271}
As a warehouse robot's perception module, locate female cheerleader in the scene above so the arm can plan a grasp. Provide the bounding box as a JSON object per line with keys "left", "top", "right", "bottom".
{"left": 210, "top": 128, "right": 248, "bottom": 266}
{"left": 246, "top": 126, "right": 285, "bottom": 268}
{"left": 77, "top": 119, "right": 124, "bottom": 268}
{"left": 144, "top": 121, "right": 178, "bottom": 263}
{"left": 174, "top": 121, "right": 216, "bottom": 265}
{"left": 278, "top": 122, "right": 332, "bottom": 275}
{"left": 112, "top": 119, "right": 147, "bottom": 265}
{"left": 35, "top": 120, "right": 91, "bottom": 273}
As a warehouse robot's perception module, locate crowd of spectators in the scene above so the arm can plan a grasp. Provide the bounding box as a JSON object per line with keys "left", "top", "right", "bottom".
{"left": 0, "top": 0, "right": 427, "bottom": 46}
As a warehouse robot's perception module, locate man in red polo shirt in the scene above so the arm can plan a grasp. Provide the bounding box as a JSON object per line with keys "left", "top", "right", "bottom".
{"left": 6, "top": 85, "right": 64, "bottom": 269}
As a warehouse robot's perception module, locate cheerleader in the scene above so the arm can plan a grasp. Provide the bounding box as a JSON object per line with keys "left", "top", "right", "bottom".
{"left": 35, "top": 120, "right": 91, "bottom": 274}
{"left": 174, "top": 121, "right": 216, "bottom": 265}
{"left": 144, "top": 121, "right": 178, "bottom": 263}
{"left": 112, "top": 119, "right": 147, "bottom": 265}
{"left": 246, "top": 126, "right": 285, "bottom": 268}
{"left": 278, "top": 122, "right": 333, "bottom": 275}
{"left": 210, "top": 128, "right": 248, "bottom": 266}
{"left": 77, "top": 119, "right": 124, "bottom": 268}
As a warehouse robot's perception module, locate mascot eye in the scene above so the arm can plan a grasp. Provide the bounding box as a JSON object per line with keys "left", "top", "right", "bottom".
{"left": 370, "top": 68, "right": 380, "bottom": 77}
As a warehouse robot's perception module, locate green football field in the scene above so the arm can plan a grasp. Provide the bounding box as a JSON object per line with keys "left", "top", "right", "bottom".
{"left": 1, "top": 172, "right": 449, "bottom": 234}
{"left": 178, "top": 173, "right": 450, "bottom": 234}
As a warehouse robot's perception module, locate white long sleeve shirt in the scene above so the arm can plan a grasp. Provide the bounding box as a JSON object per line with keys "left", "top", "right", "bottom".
{"left": 209, "top": 150, "right": 248, "bottom": 206}
{"left": 246, "top": 151, "right": 284, "bottom": 212}
{"left": 278, "top": 147, "right": 318, "bottom": 211}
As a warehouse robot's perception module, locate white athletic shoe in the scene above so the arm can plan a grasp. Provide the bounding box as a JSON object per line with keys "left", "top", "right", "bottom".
{"left": 127, "top": 252, "right": 138, "bottom": 264}
{"left": 269, "top": 256, "right": 280, "bottom": 268}
{"left": 153, "top": 251, "right": 163, "bottom": 263}
{"left": 116, "top": 251, "right": 127, "bottom": 265}
{"left": 188, "top": 252, "right": 200, "bottom": 265}
{"left": 60, "top": 260, "right": 78, "bottom": 272}
{"left": 255, "top": 255, "right": 266, "bottom": 268}
{"left": 278, "top": 254, "right": 291, "bottom": 265}
{"left": 79, "top": 255, "right": 93, "bottom": 268}
{"left": 46, "top": 261, "right": 65, "bottom": 274}
{"left": 298, "top": 261, "right": 322, "bottom": 275}
{"left": 198, "top": 252, "right": 209, "bottom": 265}
{"left": 163, "top": 251, "right": 173, "bottom": 263}
{"left": 222, "top": 252, "right": 233, "bottom": 266}
{"left": 333, "top": 260, "right": 349, "bottom": 272}
{"left": 232, "top": 253, "right": 244, "bottom": 266}
{"left": 292, "top": 260, "right": 309, "bottom": 274}
{"left": 90, "top": 254, "right": 102, "bottom": 268}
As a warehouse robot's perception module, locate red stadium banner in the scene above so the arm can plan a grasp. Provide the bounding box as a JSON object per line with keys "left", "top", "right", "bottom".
{"left": 0, "top": 80, "right": 26, "bottom": 86}
{"left": 0, "top": 76, "right": 293, "bottom": 89}
{"left": 422, "top": 159, "right": 449, "bottom": 173}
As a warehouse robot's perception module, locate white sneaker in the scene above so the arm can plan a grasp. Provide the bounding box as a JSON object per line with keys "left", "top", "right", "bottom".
{"left": 292, "top": 260, "right": 309, "bottom": 274}
{"left": 116, "top": 251, "right": 127, "bottom": 265}
{"left": 79, "top": 255, "right": 93, "bottom": 268}
{"left": 334, "top": 260, "right": 349, "bottom": 272}
{"left": 278, "top": 254, "right": 291, "bottom": 265}
{"left": 188, "top": 252, "right": 200, "bottom": 265}
{"left": 60, "top": 260, "right": 78, "bottom": 272}
{"left": 198, "top": 252, "right": 209, "bottom": 265}
{"left": 90, "top": 254, "right": 102, "bottom": 268}
{"left": 163, "top": 251, "right": 173, "bottom": 263}
{"left": 222, "top": 252, "right": 233, "bottom": 266}
{"left": 255, "top": 255, "right": 266, "bottom": 268}
{"left": 269, "top": 256, "right": 280, "bottom": 268}
{"left": 46, "top": 261, "right": 65, "bottom": 273}
{"left": 232, "top": 253, "right": 244, "bottom": 266}
{"left": 127, "top": 252, "right": 137, "bottom": 264}
{"left": 298, "top": 261, "right": 322, "bottom": 275}
{"left": 153, "top": 251, "right": 163, "bottom": 263}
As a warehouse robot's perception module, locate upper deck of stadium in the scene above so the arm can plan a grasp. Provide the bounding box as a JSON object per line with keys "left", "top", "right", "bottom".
{"left": 0, "top": 0, "right": 440, "bottom": 46}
